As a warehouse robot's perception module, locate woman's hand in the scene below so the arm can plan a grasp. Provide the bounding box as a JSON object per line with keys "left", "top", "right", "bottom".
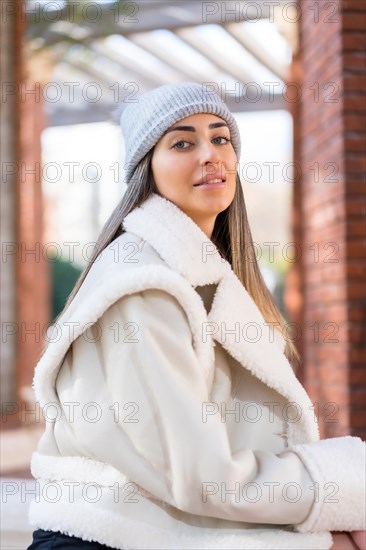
{"left": 331, "top": 532, "right": 366, "bottom": 550}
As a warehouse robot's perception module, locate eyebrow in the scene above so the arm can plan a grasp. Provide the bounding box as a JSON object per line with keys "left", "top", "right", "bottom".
{"left": 163, "top": 122, "right": 229, "bottom": 136}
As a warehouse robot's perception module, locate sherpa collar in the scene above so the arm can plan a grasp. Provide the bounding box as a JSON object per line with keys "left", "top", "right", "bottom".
{"left": 122, "top": 193, "right": 231, "bottom": 287}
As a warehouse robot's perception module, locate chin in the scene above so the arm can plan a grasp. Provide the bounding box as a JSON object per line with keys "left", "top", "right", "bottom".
{"left": 206, "top": 196, "right": 234, "bottom": 212}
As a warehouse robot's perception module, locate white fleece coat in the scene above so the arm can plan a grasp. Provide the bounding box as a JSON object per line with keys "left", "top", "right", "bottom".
{"left": 29, "top": 193, "right": 365, "bottom": 549}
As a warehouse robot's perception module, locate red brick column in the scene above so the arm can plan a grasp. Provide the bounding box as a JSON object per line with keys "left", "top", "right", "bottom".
{"left": 342, "top": 2, "right": 366, "bottom": 439}
{"left": 16, "top": 84, "right": 51, "bottom": 398}
{"left": 2, "top": 0, "right": 51, "bottom": 425}
{"left": 0, "top": 0, "right": 50, "bottom": 428}
{"left": 285, "top": 51, "right": 305, "bottom": 382}
{"left": 293, "top": 0, "right": 366, "bottom": 439}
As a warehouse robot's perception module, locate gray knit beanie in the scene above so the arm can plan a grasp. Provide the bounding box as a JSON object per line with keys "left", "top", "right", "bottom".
{"left": 119, "top": 82, "right": 241, "bottom": 184}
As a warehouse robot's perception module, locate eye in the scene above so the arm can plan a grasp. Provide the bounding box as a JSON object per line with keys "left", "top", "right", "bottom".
{"left": 171, "top": 140, "right": 191, "bottom": 150}
{"left": 212, "top": 136, "right": 231, "bottom": 145}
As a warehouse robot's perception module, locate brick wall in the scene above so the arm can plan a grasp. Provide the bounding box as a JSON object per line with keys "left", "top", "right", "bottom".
{"left": 1, "top": 1, "right": 51, "bottom": 429}
{"left": 293, "top": 0, "right": 366, "bottom": 439}
{"left": 0, "top": 0, "right": 18, "bottom": 404}
{"left": 16, "top": 86, "right": 51, "bottom": 397}
{"left": 342, "top": 0, "right": 366, "bottom": 438}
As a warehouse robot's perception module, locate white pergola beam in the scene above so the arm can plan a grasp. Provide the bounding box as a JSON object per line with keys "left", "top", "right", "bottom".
{"left": 129, "top": 32, "right": 221, "bottom": 84}
{"left": 90, "top": 40, "right": 173, "bottom": 88}
{"left": 224, "top": 23, "right": 289, "bottom": 82}
{"left": 174, "top": 27, "right": 255, "bottom": 85}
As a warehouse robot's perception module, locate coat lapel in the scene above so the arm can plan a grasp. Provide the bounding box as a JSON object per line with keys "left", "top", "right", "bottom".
{"left": 122, "top": 193, "right": 230, "bottom": 287}
{"left": 209, "top": 273, "right": 319, "bottom": 442}
{"left": 123, "top": 193, "right": 319, "bottom": 443}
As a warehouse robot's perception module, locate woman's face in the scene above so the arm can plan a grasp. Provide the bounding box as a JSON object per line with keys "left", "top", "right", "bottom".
{"left": 151, "top": 113, "right": 238, "bottom": 238}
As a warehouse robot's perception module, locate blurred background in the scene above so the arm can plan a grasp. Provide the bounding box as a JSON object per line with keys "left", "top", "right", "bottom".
{"left": 1, "top": 0, "right": 365, "bottom": 547}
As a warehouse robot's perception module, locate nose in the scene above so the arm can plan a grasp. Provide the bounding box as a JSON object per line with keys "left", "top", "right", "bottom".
{"left": 199, "top": 139, "right": 221, "bottom": 165}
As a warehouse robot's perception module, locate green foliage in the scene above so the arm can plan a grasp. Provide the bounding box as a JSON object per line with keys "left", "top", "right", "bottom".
{"left": 50, "top": 255, "right": 82, "bottom": 322}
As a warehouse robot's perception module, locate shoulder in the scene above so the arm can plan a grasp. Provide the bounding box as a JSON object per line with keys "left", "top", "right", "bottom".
{"left": 53, "top": 230, "right": 208, "bottom": 354}
{"left": 67, "top": 230, "right": 192, "bottom": 321}
{"left": 34, "top": 239, "right": 213, "bottom": 406}
{"left": 97, "top": 287, "right": 194, "bottom": 343}
{"left": 94, "top": 231, "right": 167, "bottom": 273}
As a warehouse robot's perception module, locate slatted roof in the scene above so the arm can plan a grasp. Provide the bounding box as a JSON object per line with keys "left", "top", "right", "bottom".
{"left": 25, "top": 0, "right": 298, "bottom": 126}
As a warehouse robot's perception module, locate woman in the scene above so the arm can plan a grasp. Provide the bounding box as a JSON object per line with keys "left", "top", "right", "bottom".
{"left": 28, "top": 82, "right": 365, "bottom": 549}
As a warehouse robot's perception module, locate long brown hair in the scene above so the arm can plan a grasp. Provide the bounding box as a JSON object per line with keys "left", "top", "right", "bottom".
{"left": 55, "top": 149, "right": 300, "bottom": 366}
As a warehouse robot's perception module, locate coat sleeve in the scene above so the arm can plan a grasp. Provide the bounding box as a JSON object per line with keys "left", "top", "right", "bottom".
{"left": 94, "top": 288, "right": 365, "bottom": 532}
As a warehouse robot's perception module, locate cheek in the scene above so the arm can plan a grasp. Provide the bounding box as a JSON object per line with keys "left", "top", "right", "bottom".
{"left": 228, "top": 150, "right": 238, "bottom": 171}
{"left": 226, "top": 152, "right": 238, "bottom": 190}
{"left": 152, "top": 152, "right": 189, "bottom": 185}
{"left": 151, "top": 152, "right": 169, "bottom": 185}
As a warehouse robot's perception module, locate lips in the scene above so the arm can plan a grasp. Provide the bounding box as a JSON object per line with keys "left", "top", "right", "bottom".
{"left": 193, "top": 175, "right": 226, "bottom": 187}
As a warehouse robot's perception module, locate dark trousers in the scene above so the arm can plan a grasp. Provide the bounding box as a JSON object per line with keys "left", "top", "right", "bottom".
{"left": 28, "top": 529, "right": 114, "bottom": 549}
